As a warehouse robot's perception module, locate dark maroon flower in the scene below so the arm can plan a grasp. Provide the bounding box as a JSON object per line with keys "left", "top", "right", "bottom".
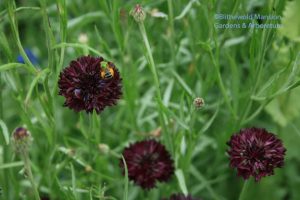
{"left": 227, "top": 127, "right": 286, "bottom": 181}
{"left": 162, "top": 194, "right": 202, "bottom": 200}
{"left": 58, "top": 55, "right": 122, "bottom": 113}
{"left": 120, "top": 139, "right": 174, "bottom": 189}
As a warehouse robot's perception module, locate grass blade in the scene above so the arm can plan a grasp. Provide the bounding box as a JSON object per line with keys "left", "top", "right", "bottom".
{"left": 25, "top": 68, "right": 50, "bottom": 105}
{"left": 121, "top": 156, "right": 128, "bottom": 200}
{"left": 175, "top": 169, "right": 188, "bottom": 196}
{"left": 0, "top": 119, "right": 10, "bottom": 145}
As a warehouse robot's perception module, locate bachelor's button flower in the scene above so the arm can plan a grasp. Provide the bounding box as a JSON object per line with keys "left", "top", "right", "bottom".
{"left": 227, "top": 127, "right": 286, "bottom": 181}
{"left": 58, "top": 55, "right": 122, "bottom": 114}
{"left": 120, "top": 139, "right": 174, "bottom": 189}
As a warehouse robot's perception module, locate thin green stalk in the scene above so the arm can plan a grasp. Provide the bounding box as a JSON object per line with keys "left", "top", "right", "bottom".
{"left": 237, "top": 26, "right": 271, "bottom": 128}
{"left": 190, "top": 166, "right": 220, "bottom": 200}
{"left": 0, "top": 76, "right": 3, "bottom": 118}
{"left": 167, "top": 0, "right": 175, "bottom": 64}
{"left": 208, "top": 49, "right": 237, "bottom": 119}
{"left": 121, "top": 156, "right": 128, "bottom": 200}
{"left": 22, "top": 153, "right": 40, "bottom": 200}
{"left": 232, "top": 0, "right": 242, "bottom": 17}
{"left": 88, "top": 114, "right": 94, "bottom": 161}
{"left": 223, "top": 0, "right": 242, "bottom": 37}
{"left": 138, "top": 22, "right": 162, "bottom": 101}
{"left": 39, "top": 0, "right": 56, "bottom": 74}
{"left": 6, "top": 1, "right": 37, "bottom": 75}
{"left": 137, "top": 21, "right": 174, "bottom": 153}
{"left": 167, "top": 0, "right": 174, "bottom": 30}
{"left": 56, "top": 0, "right": 67, "bottom": 74}
{"left": 238, "top": 180, "right": 250, "bottom": 200}
{"left": 15, "top": 6, "right": 40, "bottom": 12}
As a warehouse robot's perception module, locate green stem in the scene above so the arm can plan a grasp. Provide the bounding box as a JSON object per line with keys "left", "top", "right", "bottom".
{"left": 238, "top": 180, "right": 250, "bottom": 200}
{"left": 0, "top": 76, "right": 3, "bottom": 118}
{"left": 138, "top": 22, "right": 162, "bottom": 101}
{"left": 167, "top": 0, "right": 175, "bottom": 63}
{"left": 208, "top": 49, "right": 237, "bottom": 119}
{"left": 167, "top": 0, "right": 174, "bottom": 31}
{"left": 88, "top": 113, "right": 94, "bottom": 161}
{"left": 22, "top": 153, "right": 40, "bottom": 200}
{"left": 137, "top": 21, "right": 174, "bottom": 153}
{"left": 7, "top": 1, "right": 37, "bottom": 75}
{"left": 236, "top": 27, "right": 270, "bottom": 128}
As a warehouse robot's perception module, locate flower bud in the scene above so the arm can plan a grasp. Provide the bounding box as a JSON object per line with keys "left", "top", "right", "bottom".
{"left": 193, "top": 97, "right": 205, "bottom": 109}
{"left": 85, "top": 165, "right": 93, "bottom": 173}
{"left": 78, "top": 33, "right": 88, "bottom": 44}
{"left": 130, "top": 4, "right": 146, "bottom": 23}
{"left": 12, "top": 127, "right": 32, "bottom": 154}
{"left": 98, "top": 143, "right": 110, "bottom": 154}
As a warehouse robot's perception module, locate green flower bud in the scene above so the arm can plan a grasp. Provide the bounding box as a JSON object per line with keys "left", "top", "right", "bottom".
{"left": 130, "top": 4, "right": 146, "bottom": 23}
{"left": 193, "top": 97, "right": 205, "bottom": 109}
{"left": 98, "top": 143, "right": 110, "bottom": 154}
{"left": 12, "top": 127, "right": 32, "bottom": 154}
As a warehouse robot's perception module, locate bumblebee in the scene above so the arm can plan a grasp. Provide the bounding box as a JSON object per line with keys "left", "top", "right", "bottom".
{"left": 100, "top": 62, "right": 115, "bottom": 80}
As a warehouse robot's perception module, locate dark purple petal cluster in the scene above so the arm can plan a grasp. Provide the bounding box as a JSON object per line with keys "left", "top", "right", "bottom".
{"left": 120, "top": 139, "right": 174, "bottom": 189}
{"left": 227, "top": 127, "right": 286, "bottom": 181}
{"left": 58, "top": 55, "right": 122, "bottom": 114}
{"left": 162, "top": 194, "right": 202, "bottom": 200}
{"left": 13, "top": 127, "right": 30, "bottom": 140}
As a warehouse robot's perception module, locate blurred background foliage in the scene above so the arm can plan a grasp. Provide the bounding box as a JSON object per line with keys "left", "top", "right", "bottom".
{"left": 0, "top": 0, "right": 300, "bottom": 199}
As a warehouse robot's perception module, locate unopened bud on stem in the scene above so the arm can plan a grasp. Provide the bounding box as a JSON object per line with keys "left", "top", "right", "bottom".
{"left": 130, "top": 4, "right": 146, "bottom": 23}
{"left": 12, "top": 127, "right": 32, "bottom": 154}
{"left": 98, "top": 143, "right": 110, "bottom": 154}
{"left": 193, "top": 97, "right": 205, "bottom": 109}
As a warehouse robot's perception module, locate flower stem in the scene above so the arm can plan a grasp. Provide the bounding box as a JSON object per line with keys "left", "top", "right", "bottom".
{"left": 22, "top": 153, "right": 40, "bottom": 200}
{"left": 167, "top": 0, "right": 175, "bottom": 63}
{"left": 137, "top": 21, "right": 174, "bottom": 154}
{"left": 138, "top": 22, "right": 162, "bottom": 101}
{"left": 238, "top": 180, "right": 250, "bottom": 200}
{"left": 208, "top": 48, "right": 237, "bottom": 120}
{"left": 7, "top": 1, "right": 37, "bottom": 75}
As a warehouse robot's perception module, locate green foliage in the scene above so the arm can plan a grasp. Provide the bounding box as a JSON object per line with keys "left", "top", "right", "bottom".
{"left": 0, "top": 0, "right": 300, "bottom": 199}
{"left": 280, "top": 0, "right": 300, "bottom": 42}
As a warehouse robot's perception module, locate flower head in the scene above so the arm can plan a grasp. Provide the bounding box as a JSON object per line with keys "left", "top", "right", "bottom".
{"left": 162, "top": 194, "right": 202, "bottom": 200}
{"left": 58, "top": 55, "right": 122, "bottom": 114}
{"left": 227, "top": 127, "right": 286, "bottom": 181}
{"left": 130, "top": 4, "right": 146, "bottom": 23}
{"left": 120, "top": 139, "right": 174, "bottom": 189}
{"left": 12, "top": 127, "right": 32, "bottom": 154}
